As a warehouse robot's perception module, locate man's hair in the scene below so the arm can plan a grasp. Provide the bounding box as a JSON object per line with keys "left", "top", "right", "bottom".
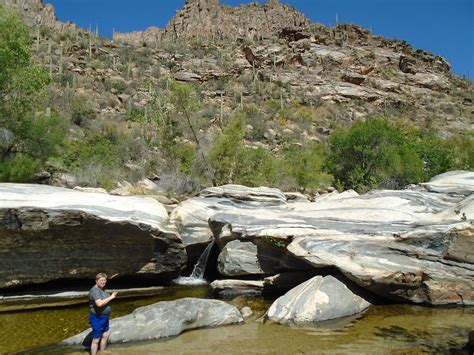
{"left": 95, "top": 273, "right": 107, "bottom": 281}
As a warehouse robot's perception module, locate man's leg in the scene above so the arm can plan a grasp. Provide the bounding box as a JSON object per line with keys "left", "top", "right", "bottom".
{"left": 99, "top": 329, "right": 110, "bottom": 351}
{"left": 90, "top": 337, "right": 100, "bottom": 355}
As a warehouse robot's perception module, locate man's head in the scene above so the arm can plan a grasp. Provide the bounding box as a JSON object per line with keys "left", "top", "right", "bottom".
{"left": 95, "top": 273, "right": 107, "bottom": 288}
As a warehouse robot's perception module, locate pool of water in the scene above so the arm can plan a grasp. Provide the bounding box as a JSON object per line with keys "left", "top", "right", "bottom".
{"left": 1, "top": 286, "right": 472, "bottom": 354}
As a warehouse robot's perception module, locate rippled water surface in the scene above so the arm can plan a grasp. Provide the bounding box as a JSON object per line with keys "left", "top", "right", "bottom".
{"left": 1, "top": 286, "right": 472, "bottom": 354}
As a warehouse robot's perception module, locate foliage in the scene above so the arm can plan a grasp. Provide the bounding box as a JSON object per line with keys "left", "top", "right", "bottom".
{"left": 209, "top": 112, "right": 246, "bottom": 185}
{"left": 325, "top": 118, "right": 463, "bottom": 192}
{"left": 235, "top": 147, "right": 277, "bottom": 187}
{"left": 0, "top": 7, "right": 66, "bottom": 182}
{"left": 280, "top": 143, "right": 333, "bottom": 191}
{"left": 446, "top": 131, "right": 474, "bottom": 170}
{"left": 210, "top": 111, "right": 332, "bottom": 190}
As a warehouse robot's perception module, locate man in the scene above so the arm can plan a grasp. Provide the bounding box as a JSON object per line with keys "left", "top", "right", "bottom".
{"left": 88, "top": 273, "right": 117, "bottom": 355}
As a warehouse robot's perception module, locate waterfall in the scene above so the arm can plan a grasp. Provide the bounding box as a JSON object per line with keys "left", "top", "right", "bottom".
{"left": 190, "top": 241, "right": 214, "bottom": 279}
{"left": 174, "top": 240, "right": 214, "bottom": 285}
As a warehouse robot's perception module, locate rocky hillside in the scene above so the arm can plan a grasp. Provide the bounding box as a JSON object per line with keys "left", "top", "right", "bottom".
{"left": 1, "top": 0, "right": 472, "bottom": 191}
{"left": 3, "top": 0, "right": 472, "bottom": 137}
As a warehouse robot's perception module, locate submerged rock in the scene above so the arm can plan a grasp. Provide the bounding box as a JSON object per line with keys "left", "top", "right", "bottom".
{"left": 267, "top": 275, "right": 371, "bottom": 324}
{"left": 0, "top": 184, "right": 186, "bottom": 288}
{"left": 63, "top": 298, "right": 243, "bottom": 345}
{"left": 210, "top": 279, "right": 265, "bottom": 297}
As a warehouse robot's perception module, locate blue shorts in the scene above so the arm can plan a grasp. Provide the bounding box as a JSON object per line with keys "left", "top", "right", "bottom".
{"left": 89, "top": 313, "right": 110, "bottom": 338}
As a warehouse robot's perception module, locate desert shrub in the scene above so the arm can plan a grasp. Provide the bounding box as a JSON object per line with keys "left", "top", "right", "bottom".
{"left": 235, "top": 147, "right": 278, "bottom": 187}
{"left": 209, "top": 112, "right": 246, "bottom": 185}
{"left": 69, "top": 94, "right": 96, "bottom": 126}
{"left": 411, "top": 131, "right": 456, "bottom": 179}
{"left": 279, "top": 143, "right": 333, "bottom": 191}
{"left": 446, "top": 131, "right": 474, "bottom": 170}
{"left": 0, "top": 155, "right": 40, "bottom": 182}
{"left": 326, "top": 118, "right": 424, "bottom": 192}
{"left": 325, "top": 118, "right": 467, "bottom": 192}
{"left": 0, "top": 7, "right": 71, "bottom": 182}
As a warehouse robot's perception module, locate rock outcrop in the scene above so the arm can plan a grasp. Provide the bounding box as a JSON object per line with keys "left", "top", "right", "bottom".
{"left": 63, "top": 297, "right": 243, "bottom": 345}
{"left": 267, "top": 275, "right": 371, "bottom": 324}
{"left": 0, "top": 184, "right": 186, "bottom": 288}
{"left": 170, "top": 184, "right": 289, "bottom": 267}
{"left": 177, "top": 171, "right": 474, "bottom": 306}
{"left": 163, "top": 0, "right": 310, "bottom": 41}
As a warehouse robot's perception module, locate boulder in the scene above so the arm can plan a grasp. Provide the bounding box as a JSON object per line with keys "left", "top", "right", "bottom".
{"left": 63, "top": 298, "right": 243, "bottom": 345}
{"left": 174, "top": 71, "right": 202, "bottom": 82}
{"left": 267, "top": 275, "right": 371, "bottom": 324}
{"left": 240, "top": 306, "right": 253, "bottom": 318}
{"left": 421, "top": 170, "right": 474, "bottom": 195}
{"left": 399, "top": 55, "right": 417, "bottom": 74}
{"left": 0, "top": 184, "right": 186, "bottom": 288}
{"left": 217, "top": 239, "right": 310, "bottom": 277}
{"left": 218, "top": 240, "right": 266, "bottom": 276}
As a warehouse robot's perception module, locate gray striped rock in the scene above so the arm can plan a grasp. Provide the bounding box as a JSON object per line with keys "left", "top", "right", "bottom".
{"left": 170, "top": 184, "right": 289, "bottom": 267}
{"left": 217, "top": 239, "right": 310, "bottom": 277}
{"left": 64, "top": 298, "right": 243, "bottom": 345}
{"left": 267, "top": 275, "right": 371, "bottom": 324}
{"left": 208, "top": 171, "right": 474, "bottom": 305}
{"left": 0, "top": 184, "right": 185, "bottom": 288}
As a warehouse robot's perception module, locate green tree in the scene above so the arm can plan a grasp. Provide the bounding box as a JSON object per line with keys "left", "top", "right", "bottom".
{"left": 235, "top": 147, "right": 277, "bottom": 187}
{"left": 0, "top": 6, "right": 64, "bottom": 182}
{"left": 280, "top": 143, "right": 333, "bottom": 191}
{"left": 446, "top": 131, "right": 474, "bottom": 170}
{"left": 209, "top": 113, "right": 246, "bottom": 185}
{"left": 326, "top": 118, "right": 423, "bottom": 192}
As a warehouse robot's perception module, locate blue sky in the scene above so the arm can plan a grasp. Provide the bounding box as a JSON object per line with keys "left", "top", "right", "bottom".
{"left": 44, "top": 0, "right": 473, "bottom": 79}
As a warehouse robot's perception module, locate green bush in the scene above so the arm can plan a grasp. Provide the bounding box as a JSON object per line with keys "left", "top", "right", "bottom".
{"left": 209, "top": 113, "right": 246, "bottom": 185}
{"left": 235, "top": 147, "right": 278, "bottom": 187}
{"left": 69, "top": 95, "right": 96, "bottom": 126}
{"left": 446, "top": 131, "right": 474, "bottom": 170}
{"left": 0, "top": 6, "right": 66, "bottom": 182}
{"left": 280, "top": 143, "right": 333, "bottom": 191}
{"left": 325, "top": 118, "right": 466, "bottom": 192}
{"left": 0, "top": 155, "right": 40, "bottom": 182}
{"left": 326, "top": 118, "right": 424, "bottom": 192}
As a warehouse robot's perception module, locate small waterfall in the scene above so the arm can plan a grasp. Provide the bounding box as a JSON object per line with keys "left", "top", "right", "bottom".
{"left": 174, "top": 240, "right": 214, "bottom": 285}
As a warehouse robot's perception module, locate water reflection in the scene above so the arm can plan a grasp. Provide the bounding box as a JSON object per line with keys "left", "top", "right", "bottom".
{"left": 1, "top": 287, "right": 472, "bottom": 354}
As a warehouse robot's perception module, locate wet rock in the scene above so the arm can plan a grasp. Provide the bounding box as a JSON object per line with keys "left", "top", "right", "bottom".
{"left": 63, "top": 298, "right": 243, "bottom": 345}
{"left": 267, "top": 275, "right": 371, "bottom": 324}
{"left": 240, "top": 306, "right": 253, "bottom": 318}
{"left": 210, "top": 279, "right": 264, "bottom": 297}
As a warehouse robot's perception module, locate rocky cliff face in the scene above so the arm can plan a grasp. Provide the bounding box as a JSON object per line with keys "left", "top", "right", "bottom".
{"left": 164, "top": 0, "right": 310, "bottom": 41}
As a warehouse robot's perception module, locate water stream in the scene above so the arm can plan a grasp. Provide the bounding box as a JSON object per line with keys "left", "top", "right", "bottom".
{"left": 174, "top": 241, "right": 214, "bottom": 286}
{"left": 1, "top": 285, "right": 472, "bottom": 354}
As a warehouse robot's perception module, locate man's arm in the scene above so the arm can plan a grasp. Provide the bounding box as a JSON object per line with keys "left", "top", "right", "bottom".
{"left": 94, "top": 291, "right": 118, "bottom": 307}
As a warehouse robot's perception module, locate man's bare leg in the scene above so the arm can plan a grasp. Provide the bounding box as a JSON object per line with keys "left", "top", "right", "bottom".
{"left": 99, "top": 330, "right": 110, "bottom": 351}
{"left": 90, "top": 337, "right": 100, "bottom": 355}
